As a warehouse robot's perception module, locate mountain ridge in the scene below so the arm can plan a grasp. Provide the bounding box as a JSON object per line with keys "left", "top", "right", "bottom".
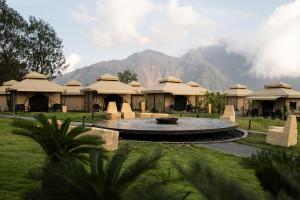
{"left": 56, "top": 45, "right": 300, "bottom": 91}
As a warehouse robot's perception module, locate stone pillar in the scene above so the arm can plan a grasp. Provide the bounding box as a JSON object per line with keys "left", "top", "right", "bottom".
{"left": 208, "top": 103, "right": 212, "bottom": 114}
{"left": 141, "top": 101, "right": 145, "bottom": 113}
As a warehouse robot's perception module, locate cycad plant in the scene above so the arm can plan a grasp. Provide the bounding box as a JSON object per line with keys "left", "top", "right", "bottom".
{"left": 246, "top": 149, "right": 300, "bottom": 199}
{"left": 175, "top": 161, "right": 258, "bottom": 200}
{"left": 25, "top": 147, "right": 187, "bottom": 200}
{"left": 12, "top": 113, "right": 103, "bottom": 163}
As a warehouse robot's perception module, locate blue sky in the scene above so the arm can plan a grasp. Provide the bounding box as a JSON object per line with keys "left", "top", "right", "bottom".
{"left": 7, "top": 0, "right": 299, "bottom": 77}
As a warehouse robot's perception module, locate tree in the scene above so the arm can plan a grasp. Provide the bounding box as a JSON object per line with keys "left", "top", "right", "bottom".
{"left": 24, "top": 147, "right": 186, "bottom": 200}
{"left": 117, "top": 70, "right": 138, "bottom": 84}
{"left": 26, "top": 16, "right": 66, "bottom": 80}
{"left": 12, "top": 114, "right": 102, "bottom": 163}
{"left": 204, "top": 91, "right": 226, "bottom": 114}
{"left": 0, "top": 0, "right": 67, "bottom": 83}
{"left": 0, "top": 0, "right": 28, "bottom": 83}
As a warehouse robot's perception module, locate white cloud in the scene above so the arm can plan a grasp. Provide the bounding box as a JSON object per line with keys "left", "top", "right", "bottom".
{"left": 72, "top": 0, "right": 218, "bottom": 50}
{"left": 91, "top": 0, "right": 154, "bottom": 48}
{"left": 151, "top": 0, "right": 217, "bottom": 43}
{"left": 64, "top": 53, "right": 82, "bottom": 74}
{"left": 228, "top": 0, "right": 300, "bottom": 78}
{"left": 71, "top": 5, "right": 95, "bottom": 23}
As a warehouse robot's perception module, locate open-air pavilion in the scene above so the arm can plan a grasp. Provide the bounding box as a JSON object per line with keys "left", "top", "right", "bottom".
{"left": 0, "top": 80, "right": 18, "bottom": 111}
{"left": 62, "top": 80, "right": 85, "bottom": 111}
{"left": 128, "top": 81, "right": 145, "bottom": 111}
{"left": 6, "top": 72, "right": 64, "bottom": 112}
{"left": 224, "top": 84, "right": 253, "bottom": 112}
{"left": 247, "top": 82, "right": 300, "bottom": 117}
{"left": 144, "top": 76, "right": 208, "bottom": 112}
{"left": 81, "top": 73, "right": 136, "bottom": 112}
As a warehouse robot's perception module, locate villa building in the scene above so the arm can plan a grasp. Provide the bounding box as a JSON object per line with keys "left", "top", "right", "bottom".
{"left": 247, "top": 82, "right": 300, "bottom": 117}
{"left": 144, "top": 76, "right": 208, "bottom": 112}
{"left": 81, "top": 73, "right": 136, "bottom": 112}
{"left": 62, "top": 80, "right": 85, "bottom": 111}
{"left": 6, "top": 72, "right": 64, "bottom": 112}
{"left": 224, "top": 84, "right": 253, "bottom": 112}
{"left": 0, "top": 80, "right": 18, "bottom": 111}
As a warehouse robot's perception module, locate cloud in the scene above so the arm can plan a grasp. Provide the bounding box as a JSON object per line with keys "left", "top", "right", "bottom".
{"left": 64, "top": 53, "right": 82, "bottom": 74}
{"left": 71, "top": 5, "right": 95, "bottom": 23}
{"left": 151, "top": 0, "right": 217, "bottom": 43}
{"left": 72, "top": 0, "right": 218, "bottom": 51}
{"left": 91, "top": 0, "right": 154, "bottom": 48}
{"left": 228, "top": 0, "right": 300, "bottom": 78}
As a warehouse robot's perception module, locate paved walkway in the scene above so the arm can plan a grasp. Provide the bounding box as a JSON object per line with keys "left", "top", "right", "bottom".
{"left": 199, "top": 142, "right": 260, "bottom": 157}
{"left": 1, "top": 114, "right": 261, "bottom": 157}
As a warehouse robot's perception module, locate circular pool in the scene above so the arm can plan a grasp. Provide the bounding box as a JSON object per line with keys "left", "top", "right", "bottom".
{"left": 94, "top": 118, "right": 246, "bottom": 143}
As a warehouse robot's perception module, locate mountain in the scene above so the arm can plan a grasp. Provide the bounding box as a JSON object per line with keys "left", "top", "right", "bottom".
{"left": 55, "top": 44, "right": 300, "bottom": 91}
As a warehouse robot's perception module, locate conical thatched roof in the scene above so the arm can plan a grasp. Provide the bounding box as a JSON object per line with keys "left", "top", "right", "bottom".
{"left": 144, "top": 76, "right": 207, "bottom": 95}
{"left": 186, "top": 81, "right": 208, "bottom": 94}
{"left": 248, "top": 82, "right": 300, "bottom": 100}
{"left": 129, "top": 81, "right": 145, "bottom": 94}
{"left": 225, "top": 84, "right": 253, "bottom": 97}
{"left": 63, "top": 80, "right": 84, "bottom": 95}
{"left": 0, "top": 80, "right": 18, "bottom": 94}
{"left": 82, "top": 73, "right": 136, "bottom": 94}
{"left": 6, "top": 71, "right": 64, "bottom": 92}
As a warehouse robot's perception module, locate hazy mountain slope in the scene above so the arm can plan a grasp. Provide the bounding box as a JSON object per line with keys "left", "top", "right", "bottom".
{"left": 55, "top": 44, "right": 300, "bottom": 90}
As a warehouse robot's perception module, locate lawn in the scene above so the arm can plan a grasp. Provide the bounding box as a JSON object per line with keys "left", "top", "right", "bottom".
{"left": 0, "top": 117, "right": 266, "bottom": 200}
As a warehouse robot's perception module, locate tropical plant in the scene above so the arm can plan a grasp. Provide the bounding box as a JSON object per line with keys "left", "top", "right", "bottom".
{"left": 12, "top": 113, "right": 102, "bottom": 163}
{"left": 24, "top": 147, "right": 187, "bottom": 200}
{"left": 204, "top": 92, "right": 226, "bottom": 114}
{"left": 246, "top": 149, "right": 300, "bottom": 199}
{"left": 175, "top": 161, "right": 258, "bottom": 200}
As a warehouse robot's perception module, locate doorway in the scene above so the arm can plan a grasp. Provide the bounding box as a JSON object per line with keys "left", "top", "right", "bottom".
{"left": 104, "top": 94, "right": 123, "bottom": 110}
{"left": 174, "top": 95, "right": 187, "bottom": 111}
{"left": 262, "top": 101, "right": 274, "bottom": 116}
{"left": 29, "top": 93, "right": 49, "bottom": 112}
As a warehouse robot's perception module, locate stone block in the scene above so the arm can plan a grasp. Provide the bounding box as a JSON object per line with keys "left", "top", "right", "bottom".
{"left": 266, "top": 115, "right": 298, "bottom": 147}
{"left": 220, "top": 105, "right": 235, "bottom": 123}
{"left": 136, "top": 112, "right": 153, "bottom": 118}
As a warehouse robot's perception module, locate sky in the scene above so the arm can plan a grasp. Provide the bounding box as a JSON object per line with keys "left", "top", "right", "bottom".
{"left": 7, "top": 0, "right": 300, "bottom": 78}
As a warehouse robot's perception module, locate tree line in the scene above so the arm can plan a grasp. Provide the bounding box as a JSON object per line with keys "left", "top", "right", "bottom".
{"left": 0, "top": 0, "right": 66, "bottom": 84}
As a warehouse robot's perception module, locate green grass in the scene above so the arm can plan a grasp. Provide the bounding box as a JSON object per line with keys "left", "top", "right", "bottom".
{"left": 1, "top": 111, "right": 106, "bottom": 123}
{"left": 0, "top": 118, "right": 266, "bottom": 200}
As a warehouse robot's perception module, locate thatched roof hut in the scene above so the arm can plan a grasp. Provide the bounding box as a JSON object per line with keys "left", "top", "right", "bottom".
{"left": 6, "top": 71, "right": 64, "bottom": 112}
{"left": 62, "top": 80, "right": 84, "bottom": 111}
{"left": 224, "top": 84, "right": 253, "bottom": 112}
{"left": 82, "top": 73, "right": 136, "bottom": 111}
{"left": 129, "top": 81, "right": 145, "bottom": 94}
{"left": 128, "top": 81, "right": 145, "bottom": 110}
{"left": 247, "top": 82, "right": 300, "bottom": 116}
{"left": 0, "top": 80, "right": 18, "bottom": 111}
{"left": 144, "top": 76, "right": 208, "bottom": 112}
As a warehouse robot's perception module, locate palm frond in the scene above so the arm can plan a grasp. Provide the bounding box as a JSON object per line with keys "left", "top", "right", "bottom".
{"left": 105, "top": 146, "right": 130, "bottom": 187}
{"left": 116, "top": 148, "right": 162, "bottom": 192}
{"left": 175, "top": 161, "right": 258, "bottom": 200}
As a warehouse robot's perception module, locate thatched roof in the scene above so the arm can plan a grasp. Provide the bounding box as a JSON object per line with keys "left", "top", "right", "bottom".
{"left": 6, "top": 71, "right": 64, "bottom": 93}
{"left": 129, "top": 81, "right": 145, "bottom": 94}
{"left": 82, "top": 73, "right": 136, "bottom": 94}
{"left": 186, "top": 81, "right": 208, "bottom": 94}
{"left": 144, "top": 76, "right": 207, "bottom": 95}
{"left": 63, "top": 80, "right": 84, "bottom": 95}
{"left": 247, "top": 82, "right": 300, "bottom": 100}
{"left": 225, "top": 84, "right": 253, "bottom": 97}
{"left": 0, "top": 80, "right": 18, "bottom": 94}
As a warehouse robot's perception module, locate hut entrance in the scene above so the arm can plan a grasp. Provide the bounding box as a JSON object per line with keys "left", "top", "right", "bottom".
{"left": 174, "top": 95, "right": 187, "bottom": 111}
{"left": 29, "top": 93, "right": 49, "bottom": 112}
{"left": 262, "top": 101, "right": 274, "bottom": 116}
{"left": 104, "top": 94, "right": 123, "bottom": 110}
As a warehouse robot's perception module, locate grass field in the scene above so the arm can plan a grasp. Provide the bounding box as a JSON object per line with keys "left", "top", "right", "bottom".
{"left": 0, "top": 117, "right": 266, "bottom": 200}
